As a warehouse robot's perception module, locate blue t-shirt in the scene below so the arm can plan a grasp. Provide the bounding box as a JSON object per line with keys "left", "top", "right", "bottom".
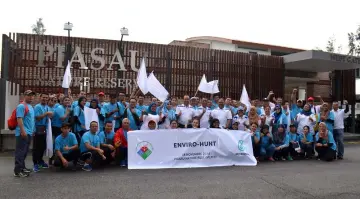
{"left": 273, "top": 134, "right": 290, "bottom": 148}
{"left": 260, "top": 132, "right": 273, "bottom": 148}
{"left": 300, "top": 132, "right": 314, "bottom": 143}
{"left": 55, "top": 132, "right": 78, "bottom": 154}
{"left": 318, "top": 112, "right": 335, "bottom": 133}
{"left": 124, "top": 108, "right": 141, "bottom": 130}
{"left": 80, "top": 131, "right": 101, "bottom": 153}
{"left": 252, "top": 131, "right": 260, "bottom": 144}
{"left": 291, "top": 104, "right": 302, "bottom": 121}
{"left": 98, "top": 131, "right": 115, "bottom": 144}
{"left": 315, "top": 131, "right": 336, "bottom": 151}
{"left": 54, "top": 103, "right": 60, "bottom": 108}
{"left": 73, "top": 106, "right": 86, "bottom": 132}
{"left": 52, "top": 105, "right": 69, "bottom": 128}
{"left": 103, "top": 102, "right": 125, "bottom": 129}
{"left": 34, "top": 103, "right": 48, "bottom": 126}
{"left": 289, "top": 132, "right": 300, "bottom": 143}
{"left": 15, "top": 103, "right": 35, "bottom": 136}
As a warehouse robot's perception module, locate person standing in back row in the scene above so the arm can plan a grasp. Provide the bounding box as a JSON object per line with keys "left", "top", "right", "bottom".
{"left": 14, "top": 90, "right": 36, "bottom": 177}
{"left": 32, "top": 93, "right": 53, "bottom": 172}
{"left": 331, "top": 100, "right": 349, "bottom": 160}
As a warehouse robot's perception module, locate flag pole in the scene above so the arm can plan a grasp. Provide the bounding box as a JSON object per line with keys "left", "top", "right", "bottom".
{"left": 194, "top": 89, "right": 199, "bottom": 97}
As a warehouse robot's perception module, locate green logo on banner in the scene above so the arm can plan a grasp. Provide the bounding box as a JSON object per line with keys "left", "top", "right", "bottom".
{"left": 238, "top": 140, "right": 245, "bottom": 152}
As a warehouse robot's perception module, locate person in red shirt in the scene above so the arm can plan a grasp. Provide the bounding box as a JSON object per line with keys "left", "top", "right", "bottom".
{"left": 114, "top": 118, "right": 131, "bottom": 167}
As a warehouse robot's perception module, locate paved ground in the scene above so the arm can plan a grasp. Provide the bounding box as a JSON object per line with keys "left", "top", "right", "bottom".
{"left": 0, "top": 145, "right": 360, "bottom": 199}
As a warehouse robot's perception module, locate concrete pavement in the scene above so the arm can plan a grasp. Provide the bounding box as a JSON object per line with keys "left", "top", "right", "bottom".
{"left": 1, "top": 145, "right": 360, "bottom": 199}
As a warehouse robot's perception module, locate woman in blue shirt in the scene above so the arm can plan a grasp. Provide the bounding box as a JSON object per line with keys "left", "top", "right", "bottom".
{"left": 259, "top": 125, "right": 275, "bottom": 162}
{"left": 273, "top": 124, "right": 291, "bottom": 161}
{"left": 249, "top": 122, "right": 260, "bottom": 161}
{"left": 271, "top": 105, "right": 288, "bottom": 134}
{"left": 73, "top": 96, "right": 87, "bottom": 143}
{"left": 300, "top": 125, "right": 314, "bottom": 159}
{"left": 288, "top": 124, "right": 301, "bottom": 159}
{"left": 315, "top": 122, "right": 337, "bottom": 161}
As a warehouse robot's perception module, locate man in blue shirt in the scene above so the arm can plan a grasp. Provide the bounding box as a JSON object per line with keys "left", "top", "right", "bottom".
{"left": 54, "top": 123, "right": 80, "bottom": 170}
{"left": 79, "top": 121, "right": 105, "bottom": 171}
{"left": 98, "top": 121, "right": 115, "bottom": 164}
{"left": 32, "top": 93, "right": 53, "bottom": 172}
{"left": 14, "top": 90, "right": 36, "bottom": 177}
{"left": 104, "top": 95, "right": 124, "bottom": 132}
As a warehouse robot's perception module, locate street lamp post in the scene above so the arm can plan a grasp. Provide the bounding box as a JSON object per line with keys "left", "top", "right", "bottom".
{"left": 63, "top": 22, "right": 73, "bottom": 96}
{"left": 116, "top": 27, "right": 129, "bottom": 94}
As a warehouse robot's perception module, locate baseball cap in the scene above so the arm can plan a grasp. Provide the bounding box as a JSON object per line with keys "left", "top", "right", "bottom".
{"left": 263, "top": 98, "right": 269, "bottom": 101}
{"left": 238, "top": 106, "right": 245, "bottom": 111}
{"left": 98, "top": 92, "right": 105, "bottom": 96}
{"left": 24, "top": 90, "right": 35, "bottom": 96}
{"left": 307, "top": 97, "right": 314, "bottom": 101}
{"left": 297, "top": 99, "right": 302, "bottom": 103}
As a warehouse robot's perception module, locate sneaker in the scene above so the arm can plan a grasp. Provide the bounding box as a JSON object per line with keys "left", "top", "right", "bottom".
{"left": 268, "top": 157, "right": 275, "bottom": 162}
{"left": 22, "top": 168, "right": 32, "bottom": 173}
{"left": 281, "top": 157, "right": 286, "bottom": 161}
{"left": 337, "top": 156, "right": 343, "bottom": 160}
{"left": 287, "top": 156, "right": 293, "bottom": 161}
{"left": 14, "top": 172, "right": 29, "bottom": 177}
{"left": 33, "top": 165, "right": 40, "bottom": 172}
{"left": 39, "top": 162, "right": 49, "bottom": 169}
{"left": 82, "top": 164, "right": 92, "bottom": 172}
{"left": 120, "top": 160, "right": 127, "bottom": 167}
{"left": 77, "top": 159, "right": 85, "bottom": 166}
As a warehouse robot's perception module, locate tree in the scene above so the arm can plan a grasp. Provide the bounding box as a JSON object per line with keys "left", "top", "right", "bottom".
{"left": 326, "top": 36, "right": 336, "bottom": 53}
{"left": 31, "top": 18, "right": 46, "bottom": 35}
{"left": 347, "top": 25, "right": 360, "bottom": 56}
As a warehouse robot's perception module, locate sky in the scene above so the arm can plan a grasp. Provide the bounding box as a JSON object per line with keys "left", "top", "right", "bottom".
{"left": 1, "top": 0, "right": 360, "bottom": 91}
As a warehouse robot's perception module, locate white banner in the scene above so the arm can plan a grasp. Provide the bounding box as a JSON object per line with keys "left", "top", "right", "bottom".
{"left": 84, "top": 106, "right": 99, "bottom": 130}
{"left": 128, "top": 128, "right": 256, "bottom": 169}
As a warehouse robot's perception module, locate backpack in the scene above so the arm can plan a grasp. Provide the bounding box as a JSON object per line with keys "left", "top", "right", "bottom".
{"left": 8, "top": 103, "right": 29, "bottom": 130}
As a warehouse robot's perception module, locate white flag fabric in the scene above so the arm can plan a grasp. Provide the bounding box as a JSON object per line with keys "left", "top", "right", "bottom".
{"left": 240, "top": 85, "right": 251, "bottom": 111}
{"left": 198, "top": 74, "right": 220, "bottom": 94}
{"left": 45, "top": 118, "right": 53, "bottom": 158}
{"left": 137, "top": 58, "right": 148, "bottom": 94}
{"left": 62, "top": 61, "right": 72, "bottom": 88}
{"left": 147, "top": 72, "right": 169, "bottom": 102}
{"left": 84, "top": 106, "right": 99, "bottom": 130}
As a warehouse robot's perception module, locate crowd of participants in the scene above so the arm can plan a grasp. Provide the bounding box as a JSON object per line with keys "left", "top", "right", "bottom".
{"left": 12, "top": 87, "right": 349, "bottom": 177}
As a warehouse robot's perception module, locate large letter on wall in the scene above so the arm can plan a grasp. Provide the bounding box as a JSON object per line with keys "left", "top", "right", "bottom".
{"left": 70, "top": 46, "right": 88, "bottom": 69}
{"left": 37, "top": 44, "right": 54, "bottom": 67}
{"left": 90, "top": 48, "right": 106, "bottom": 70}
{"left": 107, "top": 49, "right": 127, "bottom": 71}
{"left": 129, "top": 50, "right": 138, "bottom": 72}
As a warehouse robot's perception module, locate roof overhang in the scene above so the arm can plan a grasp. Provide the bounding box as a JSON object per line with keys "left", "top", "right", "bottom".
{"left": 283, "top": 50, "right": 360, "bottom": 72}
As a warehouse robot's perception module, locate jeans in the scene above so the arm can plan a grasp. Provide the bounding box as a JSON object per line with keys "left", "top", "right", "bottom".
{"left": 32, "top": 127, "right": 47, "bottom": 165}
{"left": 333, "top": 129, "right": 344, "bottom": 157}
{"left": 81, "top": 150, "right": 103, "bottom": 167}
{"left": 115, "top": 147, "right": 128, "bottom": 164}
{"left": 274, "top": 146, "right": 289, "bottom": 158}
{"left": 14, "top": 135, "right": 32, "bottom": 173}
{"left": 260, "top": 144, "right": 275, "bottom": 158}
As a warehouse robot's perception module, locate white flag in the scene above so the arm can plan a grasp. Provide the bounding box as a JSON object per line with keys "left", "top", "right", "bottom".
{"left": 45, "top": 118, "right": 53, "bottom": 158}
{"left": 84, "top": 106, "right": 99, "bottom": 130}
{"left": 240, "top": 85, "right": 251, "bottom": 111}
{"left": 62, "top": 61, "right": 72, "bottom": 88}
{"left": 137, "top": 58, "right": 148, "bottom": 94}
{"left": 207, "top": 80, "right": 220, "bottom": 93}
{"left": 198, "top": 74, "right": 220, "bottom": 94}
{"left": 147, "top": 72, "right": 169, "bottom": 102}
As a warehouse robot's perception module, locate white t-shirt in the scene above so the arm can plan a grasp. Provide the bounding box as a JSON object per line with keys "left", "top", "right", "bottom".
{"left": 199, "top": 106, "right": 211, "bottom": 128}
{"left": 210, "top": 107, "right": 232, "bottom": 128}
{"left": 233, "top": 115, "right": 249, "bottom": 131}
{"left": 332, "top": 109, "right": 346, "bottom": 129}
{"left": 296, "top": 113, "right": 316, "bottom": 135}
{"left": 176, "top": 104, "right": 196, "bottom": 125}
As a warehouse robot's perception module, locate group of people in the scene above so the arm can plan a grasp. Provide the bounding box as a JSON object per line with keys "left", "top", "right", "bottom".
{"left": 12, "top": 87, "right": 348, "bottom": 177}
